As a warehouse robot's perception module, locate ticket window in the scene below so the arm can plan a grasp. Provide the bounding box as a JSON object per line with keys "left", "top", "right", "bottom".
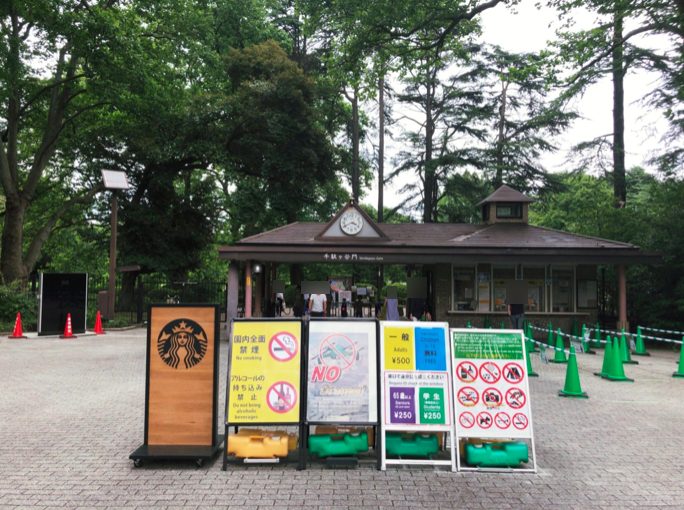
{"left": 493, "top": 266, "right": 515, "bottom": 312}
{"left": 453, "top": 267, "right": 476, "bottom": 311}
{"left": 523, "top": 266, "right": 545, "bottom": 313}
{"left": 552, "top": 266, "right": 574, "bottom": 313}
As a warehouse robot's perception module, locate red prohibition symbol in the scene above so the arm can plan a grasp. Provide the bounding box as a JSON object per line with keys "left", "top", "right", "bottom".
{"left": 503, "top": 362, "right": 525, "bottom": 384}
{"left": 512, "top": 412, "right": 529, "bottom": 430}
{"left": 494, "top": 411, "right": 511, "bottom": 430}
{"left": 268, "top": 331, "right": 298, "bottom": 362}
{"left": 459, "top": 412, "right": 475, "bottom": 429}
{"left": 266, "top": 381, "right": 297, "bottom": 413}
{"left": 476, "top": 411, "right": 493, "bottom": 429}
{"left": 482, "top": 387, "right": 503, "bottom": 408}
{"left": 457, "top": 386, "right": 479, "bottom": 407}
{"left": 479, "top": 361, "right": 501, "bottom": 384}
{"left": 505, "top": 387, "right": 527, "bottom": 409}
{"left": 456, "top": 361, "right": 478, "bottom": 383}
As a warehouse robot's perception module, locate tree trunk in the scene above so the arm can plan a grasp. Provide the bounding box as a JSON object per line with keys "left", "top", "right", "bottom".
{"left": 378, "top": 75, "right": 385, "bottom": 223}
{"left": 423, "top": 77, "right": 435, "bottom": 223}
{"left": 612, "top": 2, "right": 627, "bottom": 208}
{"left": 351, "top": 87, "right": 360, "bottom": 203}
{"left": 0, "top": 197, "right": 27, "bottom": 283}
{"left": 494, "top": 79, "right": 508, "bottom": 188}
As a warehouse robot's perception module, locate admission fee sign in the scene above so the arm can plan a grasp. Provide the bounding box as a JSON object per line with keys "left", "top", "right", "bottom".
{"left": 379, "top": 321, "right": 456, "bottom": 471}
{"left": 227, "top": 320, "right": 302, "bottom": 425}
{"left": 451, "top": 328, "right": 537, "bottom": 472}
{"left": 306, "top": 320, "right": 378, "bottom": 423}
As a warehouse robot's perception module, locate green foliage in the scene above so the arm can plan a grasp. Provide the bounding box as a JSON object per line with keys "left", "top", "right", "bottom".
{"left": 0, "top": 283, "right": 37, "bottom": 331}
{"left": 531, "top": 170, "right": 684, "bottom": 329}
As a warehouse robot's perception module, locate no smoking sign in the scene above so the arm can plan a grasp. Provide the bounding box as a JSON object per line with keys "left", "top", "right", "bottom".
{"left": 269, "top": 331, "right": 298, "bottom": 362}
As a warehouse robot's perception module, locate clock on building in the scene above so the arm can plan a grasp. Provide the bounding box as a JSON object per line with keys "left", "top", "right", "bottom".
{"left": 340, "top": 210, "right": 364, "bottom": 236}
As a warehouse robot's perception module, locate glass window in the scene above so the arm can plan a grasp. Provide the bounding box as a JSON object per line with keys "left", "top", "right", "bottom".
{"left": 493, "top": 265, "right": 515, "bottom": 312}
{"left": 523, "top": 266, "right": 545, "bottom": 312}
{"left": 496, "top": 203, "right": 522, "bottom": 219}
{"left": 552, "top": 266, "right": 574, "bottom": 312}
{"left": 453, "top": 266, "right": 476, "bottom": 311}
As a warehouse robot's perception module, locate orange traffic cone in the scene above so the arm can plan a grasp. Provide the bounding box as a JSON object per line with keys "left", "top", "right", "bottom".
{"left": 8, "top": 312, "right": 28, "bottom": 339}
{"left": 93, "top": 310, "right": 105, "bottom": 335}
{"left": 60, "top": 313, "right": 77, "bottom": 339}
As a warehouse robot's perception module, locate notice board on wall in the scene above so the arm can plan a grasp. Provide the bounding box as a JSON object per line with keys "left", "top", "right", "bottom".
{"left": 227, "top": 320, "right": 302, "bottom": 425}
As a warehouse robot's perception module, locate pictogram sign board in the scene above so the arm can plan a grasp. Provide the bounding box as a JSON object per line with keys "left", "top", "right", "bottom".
{"left": 227, "top": 320, "right": 302, "bottom": 425}
{"left": 306, "top": 320, "right": 378, "bottom": 423}
{"left": 451, "top": 328, "right": 537, "bottom": 473}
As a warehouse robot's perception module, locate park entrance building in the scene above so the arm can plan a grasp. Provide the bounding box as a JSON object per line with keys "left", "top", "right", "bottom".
{"left": 219, "top": 185, "right": 657, "bottom": 331}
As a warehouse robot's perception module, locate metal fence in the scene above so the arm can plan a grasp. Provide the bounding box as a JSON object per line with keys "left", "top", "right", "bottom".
{"left": 89, "top": 275, "right": 226, "bottom": 324}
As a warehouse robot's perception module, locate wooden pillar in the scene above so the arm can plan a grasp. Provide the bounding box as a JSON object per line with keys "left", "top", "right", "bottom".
{"left": 245, "top": 261, "right": 252, "bottom": 318}
{"left": 254, "top": 270, "right": 263, "bottom": 318}
{"left": 227, "top": 261, "right": 239, "bottom": 322}
{"left": 617, "top": 264, "right": 628, "bottom": 330}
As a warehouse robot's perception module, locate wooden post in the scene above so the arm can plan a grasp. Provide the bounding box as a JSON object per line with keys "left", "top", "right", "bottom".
{"left": 617, "top": 264, "right": 628, "bottom": 330}
{"left": 227, "top": 261, "right": 239, "bottom": 322}
{"left": 245, "top": 262, "right": 252, "bottom": 318}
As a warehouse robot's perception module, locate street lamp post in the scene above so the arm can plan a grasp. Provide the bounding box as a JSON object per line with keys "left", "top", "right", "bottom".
{"left": 101, "top": 170, "right": 130, "bottom": 321}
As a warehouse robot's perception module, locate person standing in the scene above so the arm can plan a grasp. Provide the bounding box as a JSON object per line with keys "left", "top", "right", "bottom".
{"left": 309, "top": 293, "right": 327, "bottom": 318}
{"left": 507, "top": 301, "right": 525, "bottom": 329}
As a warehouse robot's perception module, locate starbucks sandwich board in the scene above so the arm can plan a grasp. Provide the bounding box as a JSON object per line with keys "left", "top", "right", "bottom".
{"left": 379, "top": 321, "right": 455, "bottom": 471}
{"left": 451, "top": 328, "right": 537, "bottom": 472}
{"left": 129, "top": 305, "right": 223, "bottom": 467}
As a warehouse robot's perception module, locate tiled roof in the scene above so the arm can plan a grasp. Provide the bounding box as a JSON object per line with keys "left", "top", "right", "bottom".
{"left": 476, "top": 184, "right": 534, "bottom": 205}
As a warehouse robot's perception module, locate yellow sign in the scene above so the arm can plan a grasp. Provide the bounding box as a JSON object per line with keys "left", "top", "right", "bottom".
{"left": 384, "top": 326, "right": 415, "bottom": 370}
{"left": 228, "top": 321, "right": 301, "bottom": 424}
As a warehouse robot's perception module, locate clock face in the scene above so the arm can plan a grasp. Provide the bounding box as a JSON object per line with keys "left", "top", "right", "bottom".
{"left": 340, "top": 210, "right": 364, "bottom": 235}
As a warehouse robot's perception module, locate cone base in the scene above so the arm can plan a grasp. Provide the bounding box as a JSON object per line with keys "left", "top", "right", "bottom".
{"left": 94, "top": 331, "right": 106, "bottom": 335}
{"left": 8, "top": 335, "right": 28, "bottom": 339}
{"left": 558, "top": 390, "right": 588, "bottom": 398}
{"left": 583, "top": 349, "right": 597, "bottom": 355}
{"left": 633, "top": 352, "right": 650, "bottom": 356}
{"left": 599, "top": 373, "right": 634, "bottom": 382}
{"left": 673, "top": 372, "right": 684, "bottom": 378}
{"left": 549, "top": 359, "right": 568, "bottom": 364}
{"left": 623, "top": 360, "right": 639, "bottom": 365}
{"left": 529, "top": 372, "right": 539, "bottom": 377}
{"left": 60, "top": 335, "right": 77, "bottom": 339}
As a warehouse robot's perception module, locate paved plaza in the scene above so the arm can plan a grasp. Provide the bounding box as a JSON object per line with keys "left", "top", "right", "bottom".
{"left": 1, "top": 328, "right": 683, "bottom": 509}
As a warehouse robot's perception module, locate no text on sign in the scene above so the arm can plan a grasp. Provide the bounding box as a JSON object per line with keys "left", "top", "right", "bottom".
{"left": 479, "top": 361, "right": 501, "bottom": 384}
{"left": 459, "top": 412, "right": 475, "bottom": 429}
{"left": 457, "top": 386, "right": 479, "bottom": 407}
{"left": 267, "top": 381, "right": 297, "bottom": 413}
{"left": 456, "top": 361, "right": 477, "bottom": 383}
{"left": 503, "top": 362, "right": 525, "bottom": 384}
{"left": 505, "top": 387, "right": 527, "bottom": 409}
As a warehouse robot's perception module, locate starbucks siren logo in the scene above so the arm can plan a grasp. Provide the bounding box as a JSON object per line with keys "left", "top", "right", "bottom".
{"left": 157, "top": 319, "right": 208, "bottom": 369}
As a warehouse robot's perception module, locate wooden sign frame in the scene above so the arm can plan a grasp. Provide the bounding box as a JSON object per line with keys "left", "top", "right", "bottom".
{"left": 129, "top": 304, "right": 223, "bottom": 467}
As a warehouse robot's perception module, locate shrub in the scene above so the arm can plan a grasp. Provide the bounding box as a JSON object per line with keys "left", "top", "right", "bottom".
{"left": 0, "top": 283, "right": 38, "bottom": 331}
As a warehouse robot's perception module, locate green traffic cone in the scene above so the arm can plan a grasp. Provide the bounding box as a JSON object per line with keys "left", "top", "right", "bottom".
{"left": 466, "top": 321, "right": 472, "bottom": 329}
{"left": 595, "top": 336, "right": 613, "bottom": 378}
{"left": 571, "top": 320, "right": 579, "bottom": 339}
{"left": 559, "top": 346, "right": 588, "bottom": 398}
{"left": 593, "top": 322, "right": 603, "bottom": 349}
{"left": 673, "top": 339, "right": 684, "bottom": 378}
{"left": 601, "top": 337, "right": 634, "bottom": 382}
{"left": 581, "top": 324, "right": 596, "bottom": 354}
{"left": 633, "top": 326, "right": 650, "bottom": 356}
{"left": 526, "top": 341, "right": 539, "bottom": 377}
{"left": 526, "top": 323, "right": 539, "bottom": 352}
{"left": 620, "top": 330, "right": 638, "bottom": 365}
{"left": 550, "top": 329, "right": 568, "bottom": 363}
{"left": 547, "top": 322, "right": 554, "bottom": 346}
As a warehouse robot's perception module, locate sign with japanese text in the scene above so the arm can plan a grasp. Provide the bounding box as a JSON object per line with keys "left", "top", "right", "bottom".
{"left": 380, "top": 321, "right": 452, "bottom": 430}
{"left": 451, "top": 329, "right": 533, "bottom": 440}
{"left": 227, "top": 320, "right": 302, "bottom": 424}
{"left": 306, "top": 320, "right": 377, "bottom": 423}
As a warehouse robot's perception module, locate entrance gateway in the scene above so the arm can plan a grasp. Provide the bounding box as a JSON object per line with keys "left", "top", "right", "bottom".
{"left": 219, "top": 185, "right": 658, "bottom": 331}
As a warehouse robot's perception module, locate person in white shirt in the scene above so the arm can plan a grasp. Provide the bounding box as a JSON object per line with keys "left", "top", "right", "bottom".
{"left": 308, "top": 293, "right": 327, "bottom": 318}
